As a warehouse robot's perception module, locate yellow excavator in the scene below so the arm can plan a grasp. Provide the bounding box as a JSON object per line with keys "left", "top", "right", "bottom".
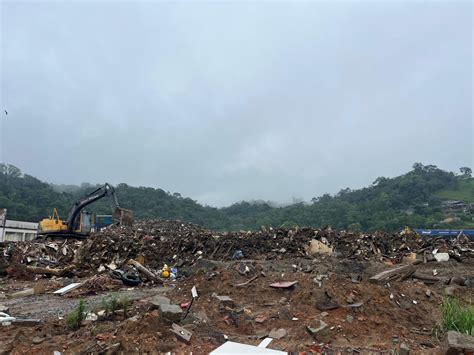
{"left": 37, "top": 183, "right": 133, "bottom": 241}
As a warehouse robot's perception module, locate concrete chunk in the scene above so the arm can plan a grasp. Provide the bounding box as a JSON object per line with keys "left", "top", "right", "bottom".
{"left": 150, "top": 295, "right": 171, "bottom": 309}
{"left": 446, "top": 331, "right": 474, "bottom": 354}
{"left": 399, "top": 342, "right": 409, "bottom": 355}
{"left": 32, "top": 336, "right": 45, "bottom": 345}
{"left": 268, "top": 328, "right": 287, "bottom": 339}
{"left": 159, "top": 304, "right": 183, "bottom": 324}
{"left": 306, "top": 320, "right": 328, "bottom": 336}
{"left": 213, "top": 295, "right": 235, "bottom": 308}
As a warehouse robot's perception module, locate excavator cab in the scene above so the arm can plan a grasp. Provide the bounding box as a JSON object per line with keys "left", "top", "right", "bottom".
{"left": 78, "top": 210, "right": 93, "bottom": 233}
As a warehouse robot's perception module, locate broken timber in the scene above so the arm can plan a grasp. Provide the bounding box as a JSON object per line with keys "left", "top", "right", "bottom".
{"left": 25, "top": 265, "right": 74, "bottom": 276}
{"left": 369, "top": 261, "right": 421, "bottom": 284}
{"left": 8, "top": 264, "right": 74, "bottom": 277}
{"left": 128, "top": 259, "right": 163, "bottom": 284}
{"left": 234, "top": 275, "right": 259, "bottom": 287}
{"left": 411, "top": 272, "right": 441, "bottom": 284}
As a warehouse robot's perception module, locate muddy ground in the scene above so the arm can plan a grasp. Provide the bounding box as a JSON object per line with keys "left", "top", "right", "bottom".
{"left": 1, "top": 256, "right": 473, "bottom": 354}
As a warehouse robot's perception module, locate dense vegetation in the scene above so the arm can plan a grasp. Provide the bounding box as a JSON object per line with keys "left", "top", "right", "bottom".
{"left": 0, "top": 163, "right": 472, "bottom": 232}
{"left": 435, "top": 178, "right": 474, "bottom": 203}
{"left": 441, "top": 296, "right": 474, "bottom": 336}
{"left": 0, "top": 164, "right": 72, "bottom": 222}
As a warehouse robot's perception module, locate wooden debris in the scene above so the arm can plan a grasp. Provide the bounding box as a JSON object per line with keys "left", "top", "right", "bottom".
{"left": 411, "top": 272, "right": 441, "bottom": 284}
{"left": 234, "top": 275, "right": 259, "bottom": 287}
{"left": 25, "top": 265, "right": 74, "bottom": 276}
{"left": 11, "top": 283, "right": 46, "bottom": 298}
{"left": 7, "top": 264, "right": 74, "bottom": 278}
{"left": 170, "top": 323, "right": 192, "bottom": 343}
{"left": 128, "top": 259, "right": 162, "bottom": 284}
{"left": 369, "top": 261, "right": 421, "bottom": 284}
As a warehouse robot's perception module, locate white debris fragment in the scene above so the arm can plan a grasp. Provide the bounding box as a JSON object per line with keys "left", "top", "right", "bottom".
{"left": 434, "top": 253, "right": 450, "bottom": 262}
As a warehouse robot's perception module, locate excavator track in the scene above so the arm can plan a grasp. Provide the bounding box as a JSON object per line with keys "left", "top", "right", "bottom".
{"left": 35, "top": 232, "right": 88, "bottom": 243}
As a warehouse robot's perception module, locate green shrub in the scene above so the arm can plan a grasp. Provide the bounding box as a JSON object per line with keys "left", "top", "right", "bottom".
{"left": 102, "top": 294, "right": 132, "bottom": 319}
{"left": 66, "top": 299, "right": 86, "bottom": 331}
{"left": 102, "top": 294, "right": 119, "bottom": 317}
{"left": 442, "top": 296, "right": 474, "bottom": 336}
{"left": 121, "top": 297, "right": 131, "bottom": 317}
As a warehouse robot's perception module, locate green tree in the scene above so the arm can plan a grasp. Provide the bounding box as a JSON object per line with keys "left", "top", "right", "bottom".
{"left": 460, "top": 167, "right": 472, "bottom": 178}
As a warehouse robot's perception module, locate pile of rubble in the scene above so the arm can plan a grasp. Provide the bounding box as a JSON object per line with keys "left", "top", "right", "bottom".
{"left": 319, "top": 228, "right": 473, "bottom": 262}
{"left": 73, "top": 220, "right": 474, "bottom": 272}
{"left": 74, "top": 220, "right": 213, "bottom": 270}
{"left": 0, "top": 240, "right": 79, "bottom": 277}
{"left": 1, "top": 220, "right": 473, "bottom": 277}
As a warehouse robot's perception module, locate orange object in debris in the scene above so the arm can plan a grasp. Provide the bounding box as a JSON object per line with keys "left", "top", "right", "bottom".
{"left": 136, "top": 255, "right": 145, "bottom": 265}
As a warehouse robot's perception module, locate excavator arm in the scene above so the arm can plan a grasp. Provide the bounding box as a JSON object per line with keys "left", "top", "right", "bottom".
{"left": 65, "top": 183, "right": 122, "bottom": 233}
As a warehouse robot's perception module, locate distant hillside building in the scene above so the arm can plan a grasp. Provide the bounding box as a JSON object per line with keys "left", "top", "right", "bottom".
{"left": 441, "top": 200, "right": 470, "bottom": 213}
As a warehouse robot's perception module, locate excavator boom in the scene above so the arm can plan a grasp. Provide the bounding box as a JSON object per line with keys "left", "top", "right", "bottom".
{"left": 66, "top": 183, "right": 116, "bottom": 233}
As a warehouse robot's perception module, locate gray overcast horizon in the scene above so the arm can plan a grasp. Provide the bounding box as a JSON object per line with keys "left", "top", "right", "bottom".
{"left": 1, "top": 1, "right": 472, "bottom": 207}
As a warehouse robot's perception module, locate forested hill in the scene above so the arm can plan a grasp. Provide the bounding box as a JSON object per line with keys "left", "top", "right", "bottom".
{"left": 0, "top": 163, "right": 472, "bottom": 232}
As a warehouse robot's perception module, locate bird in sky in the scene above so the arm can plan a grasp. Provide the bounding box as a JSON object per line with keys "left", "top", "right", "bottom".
{"left": 4, "top": 110, "right": 7, "bottom": 115}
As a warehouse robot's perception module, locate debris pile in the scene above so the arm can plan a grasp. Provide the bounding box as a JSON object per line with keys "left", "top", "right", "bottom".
{"left": 1, "top": 240, "right": 79, "bottom": 265}
{"left": 0, "top": 240, "right": 80, "bottom": 278}
{"left": 1, "top": 220, "right": 473, "bottom": 277}
{"left": 319, "top": 228, "right": 473, "bottom": 262}
{"left": 73, "top": 220, "right": 474, "bottom": 272}
{"left": 0, "top": 219, "right": 473, "bottom": 354}
{"left": 74, "top": 220, "right": 213, "bottom": 270}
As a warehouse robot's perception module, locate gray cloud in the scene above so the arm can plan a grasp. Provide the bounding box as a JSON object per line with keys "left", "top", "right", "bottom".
{"left": 1, "top": 1, "right": 472, "bottom": 206}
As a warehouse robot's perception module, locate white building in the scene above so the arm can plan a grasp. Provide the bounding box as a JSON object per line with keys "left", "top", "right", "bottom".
{"left": 0, "top": 209, "right": 38, "bottom": 242}
{"left": 0, "top": 220, "right": 38, "bottom": 242}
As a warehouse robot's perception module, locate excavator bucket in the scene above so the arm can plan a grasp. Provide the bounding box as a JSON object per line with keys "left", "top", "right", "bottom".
{"left": 113, "top": 207, "right": 134, "bottom": 227}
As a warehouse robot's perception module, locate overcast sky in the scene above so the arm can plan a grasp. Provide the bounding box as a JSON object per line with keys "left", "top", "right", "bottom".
{"left": 0, "top": 1, "right": 472, "bottom": 206}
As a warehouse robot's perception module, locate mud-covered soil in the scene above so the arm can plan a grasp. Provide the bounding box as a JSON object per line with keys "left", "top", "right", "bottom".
{"left": 0, "top": 257, "right": 473, "bottom": 354}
